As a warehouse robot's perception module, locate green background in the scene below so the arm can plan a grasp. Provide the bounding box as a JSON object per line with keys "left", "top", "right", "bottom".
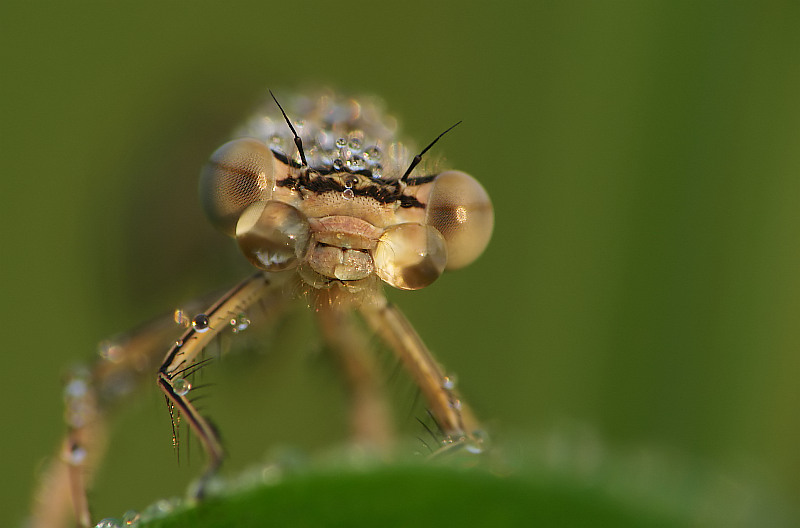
{"left": 3, "top": 1, "right": 800, "bottom": 525}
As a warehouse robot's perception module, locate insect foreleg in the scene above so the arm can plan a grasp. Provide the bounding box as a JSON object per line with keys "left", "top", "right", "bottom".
{"left": 158, "top": 272, "right": 274, "bottom": 499}
{"left": 359, "top": 299, "right": 485, "bottom": 455}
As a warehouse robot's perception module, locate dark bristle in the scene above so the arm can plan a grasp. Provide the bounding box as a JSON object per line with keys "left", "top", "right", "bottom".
{"left": 400, "top": 121, "right": 461, "bottom": 182}
{"left": 270, "top": 90, "right": 308, "bottom": 166}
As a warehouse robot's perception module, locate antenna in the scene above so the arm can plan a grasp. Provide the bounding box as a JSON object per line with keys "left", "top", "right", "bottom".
{"left": 270, "top": 90, "right": 308, "bottom": 167}
{"left": 400, "top": 120, "right": 461, "bottom": 182}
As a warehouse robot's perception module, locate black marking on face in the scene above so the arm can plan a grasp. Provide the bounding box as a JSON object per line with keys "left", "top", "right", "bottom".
{"left": 403, "top": 174, "right": 438, "bottom": 186}
{"left": 271, "top": 153, "right": 428, "bottom": 209}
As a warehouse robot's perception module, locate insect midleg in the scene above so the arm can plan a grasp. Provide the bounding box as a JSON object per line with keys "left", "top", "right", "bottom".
{"left": 359, "top": 299, "right": 484, "bottom": 452}
{"left": 314, "top": 290, "right": 394, "bottom": 450}
{"left": 158, "top": 272, "right": 274, "bottom": 499}
{"left": 33, "top": 395, "right": 103, "bottom": 528}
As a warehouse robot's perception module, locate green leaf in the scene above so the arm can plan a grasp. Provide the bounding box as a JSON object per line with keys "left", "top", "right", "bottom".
{"left": 134, "top": 461, "right": 687, "bottom": 528}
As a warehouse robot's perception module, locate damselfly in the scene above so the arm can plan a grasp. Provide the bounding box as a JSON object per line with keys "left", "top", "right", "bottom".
{"left": 31, "top": 90, "right": 494, "bottom": 528}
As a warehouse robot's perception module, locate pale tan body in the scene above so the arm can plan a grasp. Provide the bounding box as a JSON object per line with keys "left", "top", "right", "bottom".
{"left": 30, "top": 92, "right": 493, "bottom": 527}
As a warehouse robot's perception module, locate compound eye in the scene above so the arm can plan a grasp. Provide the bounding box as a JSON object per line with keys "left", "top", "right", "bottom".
{"left": 199, "top": 138, "right": 275, "bottom": 236}
{"left": 374, "top": 223, "right": 447, "bottom": 290}
{"left": 235, "top": 200, "right": 310, "bottom": 271}
{"left": 425, "top": 170, "right": 493, "bottom": 269}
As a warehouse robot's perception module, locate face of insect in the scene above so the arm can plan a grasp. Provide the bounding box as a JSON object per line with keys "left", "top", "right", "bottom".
{"left": 198, "top": 94, "right": 493, "bottom": 292}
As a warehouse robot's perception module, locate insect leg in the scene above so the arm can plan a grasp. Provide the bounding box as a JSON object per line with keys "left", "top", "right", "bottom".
{"left": 31, "top": 293, "right": 218, "bottom": 528}
{"left": 158, "top": 272, "right": 273, "bottom": 499}
{"left": 314, "top": 293, "right": 394, "bottom": 451}
{"left": 33, "top": 375, "right": 103, "bottom": 528}
{"left": 359, "top": 297, "right": 485, "bottom": 454}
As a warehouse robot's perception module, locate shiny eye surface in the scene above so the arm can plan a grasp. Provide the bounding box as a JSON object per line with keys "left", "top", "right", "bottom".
{"left": 424, "top": 170, "right": 493, "bottom": 270}
{"left": 199, "top": 138, "right": 275, "bottom": 236}
{"left": 374, "top": 223, "right": 447, "bottom": 290}
{"left": 235, "top": 200, "right": 310, "bottom": 271}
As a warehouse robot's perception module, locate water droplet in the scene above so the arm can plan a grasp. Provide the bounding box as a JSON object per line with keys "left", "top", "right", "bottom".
{"left": 192, "top": 314, "right": 210, "bottom": 333}
{"left": 333, "top": 158, "right": 344, "bottom": 170}
{"left": 464, "top": 429, "right": 489, "bottom": 454}
{"left": 173, "top": 309, "right": 190, "bottom": 327}
{"left": 64, "top": 378, "right": 89, "bottom": 400}
{"left": 365, "top": 146, "right": 381, "bottom": 160}
{"left": 94, "top": 519, "right": 121, "bottom": 528}
{"left": 335, "top": 137, "right": 347, "bottom": 148}
{"left": 440, "top": 435, "right": 457, "bottom": 448}
{"left": 173, "top": 378, "right": 192, "bottom": 396}
{"left": 230, "top": 313, "right": 251, "bottom": 333}
{"left": 342, "top": 188, "right": 355, "bottom": 200}
{"left": 98, "top": 340, "right": 124, "bottom": 362}
{"left": 175, "top": 339, "right": 183, "bottom": 347}
{"left": 371, "top": 163, "right": 383, "bottom": 178}
{"left": 465, "top": 443, "right": 484, "bottom": 454}
{"left": 66, "top": 445, "right": 87, "bottom": 466}
{"left": 450, "top": 398, "right": 462, "bottom": 411}
{"left": 348, "top": 137, "right": 362, "bottom": 150}
{"left": 442, "top": 375, "right": 457, "bottom": 390}
{"left": 348, "top": 155, "right": 364, "bottom": 169}
{"left": 63, "top": 375, "right": 95, "bottom": 425}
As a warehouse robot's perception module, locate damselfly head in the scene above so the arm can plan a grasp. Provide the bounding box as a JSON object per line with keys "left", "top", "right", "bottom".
{"left": 199, "top": 92, "right": 493, "bottom": 293}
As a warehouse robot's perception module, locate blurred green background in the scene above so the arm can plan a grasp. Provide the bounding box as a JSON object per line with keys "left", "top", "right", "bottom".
{"left": 3, "top": 1, "right": 800, "bottom": 525}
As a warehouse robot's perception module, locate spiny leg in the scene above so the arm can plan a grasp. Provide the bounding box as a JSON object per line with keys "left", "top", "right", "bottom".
{"left": 31, "top": 273, "right": 278, "bottom": 528}
{"left": 158, "top": 272, "right": 275, "bottom": 499}
{"left": 314, "top": 288, "right": 394, "bottom": 451}
{"left": 31, "top": 294, "right": 218, "bottom": 528}
{"left": 359, "top": 296, "right": 485, "bottom": 454}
